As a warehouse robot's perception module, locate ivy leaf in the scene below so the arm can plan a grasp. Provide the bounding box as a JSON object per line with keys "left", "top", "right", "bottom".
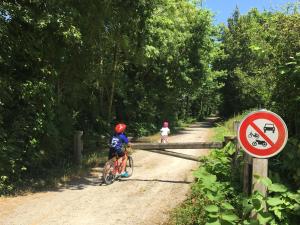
{"left": 267, "top": 197, "right": 283, "bottom": 206}
{"left": 257, "top": 212, "right": 273, "bottom": 224}
{"left": 208, "top": 213, "right": 219, "bottom": 218}
{"left": 221, "top": 202, "right": 235, "bottom": 210}
{"left": 221, "top": 212, "right": 239, "bottom": 221}
{"left": 260, "top": 177, "right": 272, "bottom": 187}
{"left": 293, "top": 204, "right": 300, "bottom": 215}
{"left": 243, "top": 199, "right": 253, "bottom": 214}
{"left": 207, "top": 192, "right": 218, "bottom": 201}
{"left": 252, "top": 198, "right": 262, "bottom": 210}
{"left": 193, "top": 167, "right": 208, "bottom": 179}
{"left": 273, "top": 209, "right": 283, "bottom": 219}
{"left": 268, "top": 183, "right": 287, "bottom": 193}
{"left": 205, "top": 205, "right": 219, "bottom": 213}
{"left": 205, "top": 218, "right": 221, "bottom": 225}
{"left": 289, "top": 193, "right": 300, "bottom": 204}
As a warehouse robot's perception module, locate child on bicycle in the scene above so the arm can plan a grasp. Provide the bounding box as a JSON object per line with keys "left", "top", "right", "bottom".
{"left": 109, "top": 123, "right": 130, "bottom": 177}
{"left": 160, "top": 121, "right": 170, "bottom": 143}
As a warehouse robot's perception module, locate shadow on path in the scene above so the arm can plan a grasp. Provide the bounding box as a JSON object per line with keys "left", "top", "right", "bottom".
{"left": 119, "top": 178, "right": 192, "bottom": 184}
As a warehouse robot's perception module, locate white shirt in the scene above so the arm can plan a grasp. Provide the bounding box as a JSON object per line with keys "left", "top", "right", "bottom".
{"left": 160, "top": 127, "right": 170, "bottom": 136}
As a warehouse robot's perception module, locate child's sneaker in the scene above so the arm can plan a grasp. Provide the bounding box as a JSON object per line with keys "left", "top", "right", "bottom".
{"left": 121, "top": 172, "right": 129, "bottom": 178}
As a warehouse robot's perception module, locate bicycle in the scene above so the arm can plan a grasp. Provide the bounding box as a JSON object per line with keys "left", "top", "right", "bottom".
{"left": 102, "top": 148, "right": 133, "bottom": 185}
{"left": 248, "top": 131, "right": 259, "bottom": 138}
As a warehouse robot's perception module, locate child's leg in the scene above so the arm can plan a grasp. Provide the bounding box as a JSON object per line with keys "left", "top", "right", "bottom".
{"left": 121, "top": 154, "right": 128, "bottom": 173}
{"left": 161, "top": 135, "right": 168, "bottom": 143}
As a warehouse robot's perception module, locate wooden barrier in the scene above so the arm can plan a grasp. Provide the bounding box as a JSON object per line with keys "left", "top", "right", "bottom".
{"left": 131, "top": 137, "right": 236, "bottom": 161}
{"left": 131, "top": 141, "right": 224, "bottom": 150}
{"left": 146, "top": 149, "right": 201, "bottom": 162}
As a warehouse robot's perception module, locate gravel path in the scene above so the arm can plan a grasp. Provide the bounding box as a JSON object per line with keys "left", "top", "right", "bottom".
{"left": 0, "top": 119, "right": 216, "bottom": 225}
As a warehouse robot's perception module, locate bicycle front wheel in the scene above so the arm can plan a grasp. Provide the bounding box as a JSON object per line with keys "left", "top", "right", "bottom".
{"left": 125, "top": 156, "right": 133, "bottom": 177}
{"left": 102, "top": 160, "right": 115, "bottom": 185}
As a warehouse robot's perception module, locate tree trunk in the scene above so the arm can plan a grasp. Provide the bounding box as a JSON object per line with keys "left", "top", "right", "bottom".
{"left": 107, "top": 44, "right": 118, "bottom": 121}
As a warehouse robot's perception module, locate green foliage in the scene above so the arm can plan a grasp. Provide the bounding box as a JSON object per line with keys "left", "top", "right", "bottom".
{"left": 274, "top": 138, "right": 300, "bottom": 187}
{"left": 0, "top": 0, "right": 221, "bottom": 194}
{"left": 214, "top": 4, "right": 300, "bottom": 205}
{"left": 194, "top": 167, "right": 239, "bottom": 225}
{"left": 215, "top": 6, "right": 300, "bottom": 127}
{"left": 172, "top": 115, "right": 300, "bottom": 225}
{"left": 242, "top": 177, "right": 300, "bottom": 225}
{"left": 199, "top": 143, "right": 234, "bottom": 182}
{"left": 172, "top": 138, "right": 240, "bottom": 225}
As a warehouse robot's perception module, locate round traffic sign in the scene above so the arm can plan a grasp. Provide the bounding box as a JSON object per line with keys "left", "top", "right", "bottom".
{"left": 238, "top": 110, "right": 288, "bottom": 158}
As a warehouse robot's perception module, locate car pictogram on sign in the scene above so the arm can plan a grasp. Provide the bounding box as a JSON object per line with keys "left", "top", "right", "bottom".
{"left": 263, "top": 123, "right": 275, "bottom": 133}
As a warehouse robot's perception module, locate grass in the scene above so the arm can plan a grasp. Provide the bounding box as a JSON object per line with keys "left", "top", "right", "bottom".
{"left": 213, "top": 124, "right": 230, "bottom": 142}
{"left": 82, "top": 151, "right": 108, "bottom": 168}
{"left": 58, "top": 150, "right": 108, "bottom": 184}
{"left": 212, "top": 110, "right": 253, "bottom": 142}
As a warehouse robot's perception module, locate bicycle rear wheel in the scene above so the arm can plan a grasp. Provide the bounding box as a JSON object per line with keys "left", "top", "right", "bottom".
{"left": 125, "top": 156, "right": 133, "bottom": 177}
{"left": 102, "top": 160, "right": 115, "bottom": 185}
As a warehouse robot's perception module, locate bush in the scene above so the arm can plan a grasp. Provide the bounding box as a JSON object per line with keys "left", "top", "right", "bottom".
{"left": 271, "top": 138, "right": 300, "bottom": 188}
{"left": 171, "top": 117, "right": 300, "bottom": 225}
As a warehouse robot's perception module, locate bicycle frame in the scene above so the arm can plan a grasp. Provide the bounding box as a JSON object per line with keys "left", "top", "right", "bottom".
{"left": 111, "top": 149, "right": 130, "bottom": 175}
{"left": 112, "top": 156, "right": 125, "bottom": 176}
{"left": 102, "top": 149, "right": 133, "bottom": 185}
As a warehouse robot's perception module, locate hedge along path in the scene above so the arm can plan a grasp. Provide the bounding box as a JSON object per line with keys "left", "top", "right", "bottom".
{"left": 0, "top": 118, "right": 216, "bottom": 225}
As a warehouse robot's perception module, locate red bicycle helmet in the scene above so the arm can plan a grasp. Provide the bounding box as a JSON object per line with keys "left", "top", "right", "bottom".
{"left": 115, "top": 123, "right": 127, "bottom": 133}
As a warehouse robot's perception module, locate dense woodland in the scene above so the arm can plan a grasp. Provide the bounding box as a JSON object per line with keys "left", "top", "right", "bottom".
{"left": 0, "top": 0, "right": 299, "bottom": 195}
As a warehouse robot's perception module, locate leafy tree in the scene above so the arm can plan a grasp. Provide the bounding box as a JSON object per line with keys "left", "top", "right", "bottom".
{"left": 0, "top": 0, "right": 220, "bottom": 193}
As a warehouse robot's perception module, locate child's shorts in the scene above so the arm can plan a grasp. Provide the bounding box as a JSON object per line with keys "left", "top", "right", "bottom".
{"left": 161, "top": 135, "right": 168, "bottom": 142}
{"left": 108, "top": 148, "right": 125, "bottom": 159}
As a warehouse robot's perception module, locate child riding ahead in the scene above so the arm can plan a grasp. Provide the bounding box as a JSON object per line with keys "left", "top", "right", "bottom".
{"left": 109, "top": 123, "right": 130, "bottom": 177}
{"left": 160, "top": 121, "right": 170, "bottom": 143}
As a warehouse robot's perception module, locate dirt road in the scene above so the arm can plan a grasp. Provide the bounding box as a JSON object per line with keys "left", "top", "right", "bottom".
{"left": 0, "top": 119, "right": 215, "bottom": 225}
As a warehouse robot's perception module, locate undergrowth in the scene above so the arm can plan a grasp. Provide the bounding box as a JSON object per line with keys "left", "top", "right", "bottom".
{"left": 0, "top": 150, "right": 108, "bottom": 195}
{"left": 170, "top": 115, "right": 300, "bottom": 225}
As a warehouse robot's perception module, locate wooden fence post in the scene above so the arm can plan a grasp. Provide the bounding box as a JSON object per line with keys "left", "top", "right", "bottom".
{"left": 74, "top": 130, "right": 83, "bottom": 166}
{"left": 233, "top": 121, "right": 240, "bottom": 161}
{"left": 252, "top": 158, "right": 268, "bottom": 196}
{"left": 233, "top": 120, "right": 240, "bottom": 134}
{"left": 251, "top": 158, "right": 268, "bottom": 219}
{"left": 243, "top": 154, "right": 252, "bottom": 195}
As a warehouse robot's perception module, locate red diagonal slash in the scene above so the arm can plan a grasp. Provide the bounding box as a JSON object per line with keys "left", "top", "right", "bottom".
{"left": 250, "top": 122, "right": 275, "bottom": 147}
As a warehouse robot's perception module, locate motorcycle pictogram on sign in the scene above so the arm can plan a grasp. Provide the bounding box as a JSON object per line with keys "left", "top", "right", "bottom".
{"left": 238, "top": 110, "right": 288, "bottom": 158}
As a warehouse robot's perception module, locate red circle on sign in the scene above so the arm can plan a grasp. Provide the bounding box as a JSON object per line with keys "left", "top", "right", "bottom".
{"left": 238, "top": 110, "right": 288, "bottom": 158}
